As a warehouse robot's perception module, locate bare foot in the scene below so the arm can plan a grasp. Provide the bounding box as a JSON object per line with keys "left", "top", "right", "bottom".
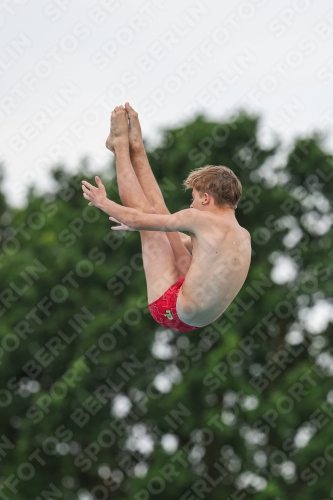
{"left": 105, "top": 106, "right": 129, "bottom": 153}
{"left": 125, "top": 102, "right": 143, "bottom": 150}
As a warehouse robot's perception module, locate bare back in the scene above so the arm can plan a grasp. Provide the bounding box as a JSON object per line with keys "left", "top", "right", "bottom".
{"left": 177, "top": 211, "right": 251, "bottom": 327}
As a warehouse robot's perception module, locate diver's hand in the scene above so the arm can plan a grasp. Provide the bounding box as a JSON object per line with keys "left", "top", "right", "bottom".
{"left": 109, "top": 217, "right": 137, "bottom": 231}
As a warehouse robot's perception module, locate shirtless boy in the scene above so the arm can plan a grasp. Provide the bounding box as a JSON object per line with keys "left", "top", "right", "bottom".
{"left": 82, "top": 104, "right": 251, "bottom": 332}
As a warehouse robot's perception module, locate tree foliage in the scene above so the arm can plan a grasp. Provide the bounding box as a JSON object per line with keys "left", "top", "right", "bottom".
{"left": 0, "top": 114, "right": 333, "bottom": 499}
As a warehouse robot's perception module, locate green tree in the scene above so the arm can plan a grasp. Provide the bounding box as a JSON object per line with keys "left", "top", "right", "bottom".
{"left": 0, "top": 114, "right": 332, "bottom": 500}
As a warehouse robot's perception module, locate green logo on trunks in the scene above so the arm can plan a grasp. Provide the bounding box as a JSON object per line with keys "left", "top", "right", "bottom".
{"left": 164, "top": 310, "right": 173, "bottom": 320}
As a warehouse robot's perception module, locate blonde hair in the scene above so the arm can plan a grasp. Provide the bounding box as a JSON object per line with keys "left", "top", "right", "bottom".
{"left": 183, "top": 165, "right": 242, "bottom": 209}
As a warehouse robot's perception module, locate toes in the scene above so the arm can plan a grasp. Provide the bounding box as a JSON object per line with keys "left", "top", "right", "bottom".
{"left": 125, "top": 102, "right": 138, "bottom": 117}
{"left": 125, "top": 102, "right": 132, "bottom": 114}
{"left": 113, "top": 106, "right": 126, "bottom": 115}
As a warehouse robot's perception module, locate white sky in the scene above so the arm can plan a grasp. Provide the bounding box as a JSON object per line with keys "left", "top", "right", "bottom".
{"left": 1, "top": 0, "right": 333, "bottom": 206}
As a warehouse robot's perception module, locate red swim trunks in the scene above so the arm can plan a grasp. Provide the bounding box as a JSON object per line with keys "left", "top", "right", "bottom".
{"left": 148, "top": 277, "right": 199, "bottom": 332}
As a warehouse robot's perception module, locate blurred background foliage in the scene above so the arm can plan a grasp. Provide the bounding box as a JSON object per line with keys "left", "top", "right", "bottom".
{"left": 0, "top": 113, "right": 333, "bottom": 499}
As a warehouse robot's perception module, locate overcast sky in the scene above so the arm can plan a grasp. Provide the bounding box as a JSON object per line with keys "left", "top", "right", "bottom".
{"left": 1, "top": 0, "right": 333, "bottom": 206}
